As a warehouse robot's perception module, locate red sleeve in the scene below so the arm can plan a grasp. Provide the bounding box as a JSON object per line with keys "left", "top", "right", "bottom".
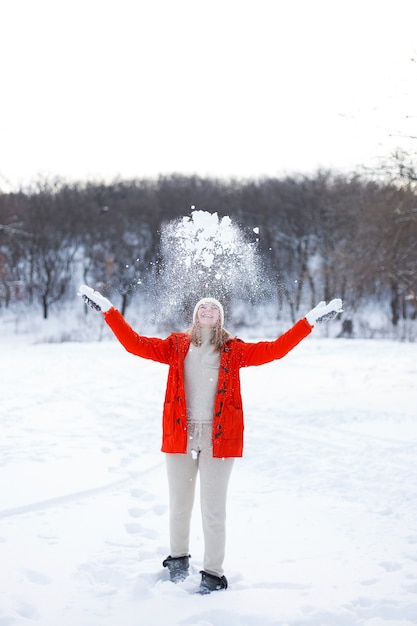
{"left": 103, "top": 308, "right": 172, "bottom": 364}
{"left": 239, "top": 318, "right": 312, "bottom": 366}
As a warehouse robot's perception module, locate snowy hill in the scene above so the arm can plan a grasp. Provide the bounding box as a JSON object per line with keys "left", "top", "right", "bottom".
{"left": 1, "top": 334, "right": 417, "bottom": 625}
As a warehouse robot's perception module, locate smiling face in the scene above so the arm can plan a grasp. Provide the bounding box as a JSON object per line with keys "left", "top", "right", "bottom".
{"left": 196, "top": 302, "right": 221, "bottom": 328}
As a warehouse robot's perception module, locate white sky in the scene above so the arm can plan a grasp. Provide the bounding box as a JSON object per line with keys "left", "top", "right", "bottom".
{"left": 1, "top": 0, "right": 416, "bottom": 190}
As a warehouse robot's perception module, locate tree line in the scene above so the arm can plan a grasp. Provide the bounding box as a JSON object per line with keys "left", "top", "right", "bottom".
{"left": 0, "top": 165, "right": 416, "bottom": 330}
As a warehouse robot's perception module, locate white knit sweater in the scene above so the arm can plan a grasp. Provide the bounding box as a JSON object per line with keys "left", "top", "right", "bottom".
{"left": 184, "top": 328, "right": 221, "bottom": 423}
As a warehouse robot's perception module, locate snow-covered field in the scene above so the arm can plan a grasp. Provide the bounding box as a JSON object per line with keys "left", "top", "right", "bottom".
{"left": 1, "top": 327, "right": 416, "bottom": 626}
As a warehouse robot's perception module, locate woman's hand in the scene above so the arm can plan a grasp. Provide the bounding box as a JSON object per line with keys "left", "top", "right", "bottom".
{"left": 305, "top": 299, "right": 343, "bottom": 326}
{"left": 78, "top": 285, "right": 113, "bottom": 313}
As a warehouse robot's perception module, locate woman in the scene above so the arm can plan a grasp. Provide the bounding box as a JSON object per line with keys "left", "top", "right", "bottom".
{"left": 78, "top": 285, "right": 342, "bottom": 594}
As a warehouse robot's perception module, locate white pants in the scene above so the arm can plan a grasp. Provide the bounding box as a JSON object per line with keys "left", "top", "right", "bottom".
{"left": 165, "top": 422, "right": 235, "bottom": 577}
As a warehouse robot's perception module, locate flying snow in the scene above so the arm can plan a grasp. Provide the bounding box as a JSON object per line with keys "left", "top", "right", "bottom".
{"left": 154, "top": 209, "right": 267, "bottom": 326}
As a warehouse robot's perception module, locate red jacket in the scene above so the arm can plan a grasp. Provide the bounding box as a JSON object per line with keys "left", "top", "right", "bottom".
{"left": 104, "top": 309, "right": 312, "bottom": 458}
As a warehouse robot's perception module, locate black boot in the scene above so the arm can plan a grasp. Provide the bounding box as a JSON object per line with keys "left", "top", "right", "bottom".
{"left": 162, "top": 555, "right": 190, "bottom": 583}
{"left": 198, "top": 570, "right": 228, "bottom": 594}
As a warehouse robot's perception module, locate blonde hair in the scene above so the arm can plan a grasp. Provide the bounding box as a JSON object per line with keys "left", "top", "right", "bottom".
{"left": 187, "top": 319, "right": 231, "bottom": 352}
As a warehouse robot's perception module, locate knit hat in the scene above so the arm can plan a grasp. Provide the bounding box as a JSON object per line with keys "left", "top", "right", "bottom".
{"left": 193, "top": 297, "right": 224, "bottom": 326}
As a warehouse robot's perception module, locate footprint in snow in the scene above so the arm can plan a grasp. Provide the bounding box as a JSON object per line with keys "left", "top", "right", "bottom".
{"left": 125, "top": 522, "right": 158, "bottom": 539}
{"left": 128, "top": 507, "right": 145, "bottom": 518}
{"left": 130, "top": 488, "right": 153, "bottom": 501}
{"left": 26, "top": 570, "right": 52, "bottom": 585}
{"left": 15, "top": 599, "right": 38, "bottom": 620}
{"left": 153, "top": 503, "right": 167, "bottom": 515}
{"left": 380, "top": 561, "right": 402, "bottom": 572}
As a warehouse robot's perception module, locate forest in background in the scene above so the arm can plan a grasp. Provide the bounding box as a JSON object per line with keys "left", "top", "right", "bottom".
{"left": 1, "top": 153, "right": 416, "bottom": 340}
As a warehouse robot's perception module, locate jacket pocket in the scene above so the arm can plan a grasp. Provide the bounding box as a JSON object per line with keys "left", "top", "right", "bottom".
{"left": 163, "top": 401, "right": 183, "bottom": 435}
{"left": 224, "top": 405, "right": 244, "bottom": 439}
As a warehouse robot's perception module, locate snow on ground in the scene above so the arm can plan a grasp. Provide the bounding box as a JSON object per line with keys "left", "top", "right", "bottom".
{"left": 1, "top": 328, "right": 417, "bottom": 626}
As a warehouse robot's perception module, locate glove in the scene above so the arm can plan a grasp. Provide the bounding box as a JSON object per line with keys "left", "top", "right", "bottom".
{"left": 305, "top": 298, "right": 343, "bottom": 326}
{"left": 78, "top": 285, "right": 113, "bottom": 313}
